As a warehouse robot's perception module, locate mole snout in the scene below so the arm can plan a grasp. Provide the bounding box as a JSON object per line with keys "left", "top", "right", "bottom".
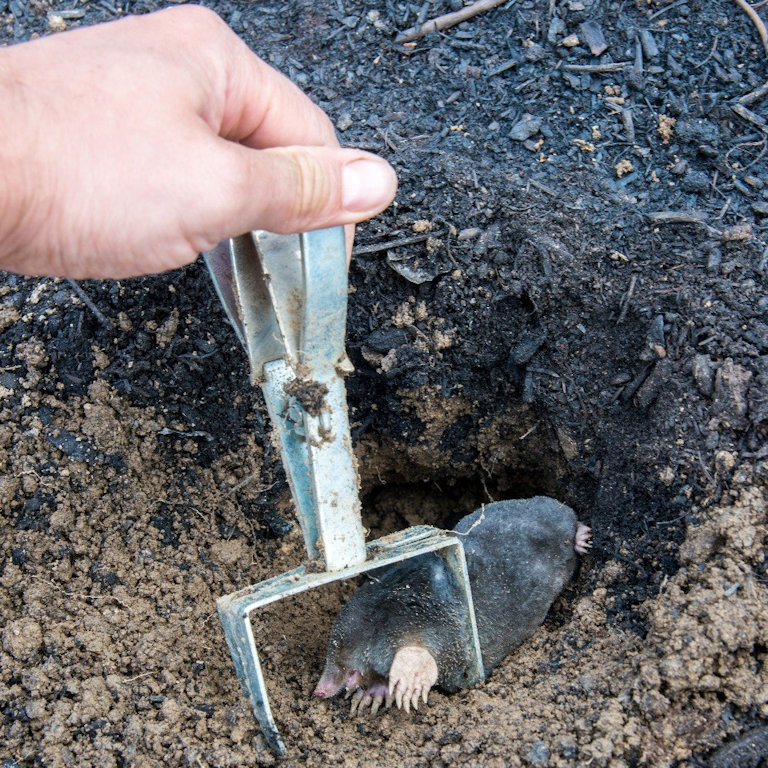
{"left": 316, "top": 496, "right": 591, "bottom": 716}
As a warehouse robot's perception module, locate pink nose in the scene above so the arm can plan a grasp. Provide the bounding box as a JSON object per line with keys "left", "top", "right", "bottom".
{"left": 313, "top": 688, "right": 327, "bottom": 698}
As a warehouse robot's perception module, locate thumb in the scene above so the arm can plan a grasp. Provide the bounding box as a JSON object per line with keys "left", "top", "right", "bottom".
{"left": 213, "top": 143, "right": 398, "bottom": 237}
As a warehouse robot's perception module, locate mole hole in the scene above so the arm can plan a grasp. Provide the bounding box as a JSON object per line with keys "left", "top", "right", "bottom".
{"left": 361, "top": 464, "right": 568, "bottom": 539}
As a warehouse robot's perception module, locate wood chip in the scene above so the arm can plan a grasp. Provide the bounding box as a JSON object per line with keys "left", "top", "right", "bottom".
{"left": 579, "top": 20, "right": 608, "bottom": 56}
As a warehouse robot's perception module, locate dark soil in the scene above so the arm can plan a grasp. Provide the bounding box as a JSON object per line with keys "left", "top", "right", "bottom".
{"left": 1, "top": 0, "right": 767, "bottom": 766}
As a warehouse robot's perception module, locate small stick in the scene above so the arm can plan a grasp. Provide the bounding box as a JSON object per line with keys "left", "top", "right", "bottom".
{"left": 648, "top": 0, "right": 688, "bottom": 20}
{"left": 395, "top": 0, "right": 507, "bottom": 44}
{"left": 606, "top": 101, "right": 636, "bottom": 144}
{"left": 731, "top": 102, "right": 767, "bottom": 129}
{"left": 352, "top": 232, "right": 437, "bottom": 256}
{"left": 732, "top": 0, "right": 768, "bottom": 55}
{"left": 739, "top": 79, "right": 768, "bottom": 105}
{"left": 527, "top": 178, "right": 557, "bottom": 197}
{"left": 563, "top": 62, "right": 631, "bottom": 73}
{"left": 647, "top": 211, "right": 708, "bottom": 224}
{"left": 647, "top": 211, "right": 721, "bottom": 237}
{"left": 616, "top": 274, "right": 637, "bottom": 325}
{"left": 487, "top": 58, "right": 519, "bottom": 77}
{"left": 66, "top": 278, "right": 114, "bottom": 329}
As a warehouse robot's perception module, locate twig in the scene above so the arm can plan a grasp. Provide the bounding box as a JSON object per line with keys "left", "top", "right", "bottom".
{"left": 376, "top": 127, "right": 400, "bottom": 152}
{"left": 605, "top": 101, "right": 636, "bottom": 144}
{"left": 731, "top": 102, "right": 768, "bottom": 130}
{"left": 647, "top": 211, "right": 721, "bottom": 237}
{"left": 717, "top": 196, "right": 732, "bottom": 220}
{"left": 732, "top": 0, "right": 768, "bottom": 55}
{"left": 739, "top": 79, "right": 768, "bottom": 105}
{"left": 66, "top": 278, "right": 114, "bottom": 329}
{"left": 648, "top": 0, "right": 689, "bottom": 21}
{"left": 487, "top": 58, "right": 519, "bottom": 77}
{"left": 616, "top": 274, "right": 637, "bottom": 325}
{"left": 352, "top": 232, "right": 437, "bottom": 255}
{"left": 563, "top": 62, "right": 631, "bottom": 73}
{"left": 693, "top": 36, "right": 719, "bottom": 69}
{"left": 527, "top": 178, "right": 558, "bottom": 197}
{"left": 727, "top": 136, "right": 767, "bottom": 171}
{"left": 395, "top": 0, "right": 508, "bottom": 44}
{"left": 647, "top": 210, "right": 708, "bottom": 224}
{"left": 227, "top": 474, "right": 276, "bottom": 494}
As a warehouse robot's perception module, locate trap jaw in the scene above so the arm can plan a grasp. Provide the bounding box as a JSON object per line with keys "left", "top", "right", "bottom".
{"left": 205, "top": 227, "right": 484, "bottom": 756}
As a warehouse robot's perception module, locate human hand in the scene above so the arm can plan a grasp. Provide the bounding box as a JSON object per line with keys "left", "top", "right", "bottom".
{"left": 0, "top": 6, "right": 397, "bottom": 279}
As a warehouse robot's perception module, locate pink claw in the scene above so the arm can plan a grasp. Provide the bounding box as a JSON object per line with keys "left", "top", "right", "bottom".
{"left": 575, "top": 524, "right": 592, "bottom": 555}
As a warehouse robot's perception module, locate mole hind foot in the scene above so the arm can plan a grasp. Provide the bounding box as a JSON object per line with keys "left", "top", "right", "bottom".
{"left": 575, "top": 523, "right": 592, "bottom": 554}
{"left": 388, "top": 646, "right": 438, "bottom": 713}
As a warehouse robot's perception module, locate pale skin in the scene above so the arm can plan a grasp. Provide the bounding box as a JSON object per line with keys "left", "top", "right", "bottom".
{"left": 0, "top": 5, "right": 398, "bottom": 279}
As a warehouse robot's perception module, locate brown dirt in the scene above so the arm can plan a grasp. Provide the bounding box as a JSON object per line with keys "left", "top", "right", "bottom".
{"left": 2, "top": 0, "right": 768, "bottom": 766}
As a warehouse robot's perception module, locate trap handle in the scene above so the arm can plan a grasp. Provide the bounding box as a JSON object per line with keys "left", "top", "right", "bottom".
{"left": 205, "top": 227, "right": 366, "bottom": 571}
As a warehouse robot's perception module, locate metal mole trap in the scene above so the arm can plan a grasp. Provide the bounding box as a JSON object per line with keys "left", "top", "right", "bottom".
{"left": 205, "top": 227, "right": 483, "bottom": 756}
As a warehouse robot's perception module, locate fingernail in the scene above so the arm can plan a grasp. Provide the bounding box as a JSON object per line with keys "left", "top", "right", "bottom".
{"left": 342, "top": 158, "right": 397, "bottom": 212}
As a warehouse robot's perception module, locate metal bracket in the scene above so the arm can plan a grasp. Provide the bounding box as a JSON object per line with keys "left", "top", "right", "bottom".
{"left": 205, "top": 228, "right": 485, "bottom": 755}
{"left": 217, "top": 525, "right": 484, "bottom": 756}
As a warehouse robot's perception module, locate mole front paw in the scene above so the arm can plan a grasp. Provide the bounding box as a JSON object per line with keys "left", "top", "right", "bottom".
{"left": 387, "top": 646, "right": 438, "bottom": 713}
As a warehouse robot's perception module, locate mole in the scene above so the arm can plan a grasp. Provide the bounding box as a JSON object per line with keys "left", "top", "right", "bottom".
{"left": 314, "top": 496, "right": 591, "bottom": 714}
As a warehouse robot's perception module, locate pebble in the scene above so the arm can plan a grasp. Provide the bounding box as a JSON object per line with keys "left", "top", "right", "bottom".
{"left": 47, "top": 428, "right": 101, "bottom": 465}
{"left": 579, "top": 20, "right": 607, "bottom": 55}
{"left": 509, "top": 114, "right": 542, "bottom": 141}
{"left": 527, "top": 741, "right": 550, "bottom": 766}
{"left": 681, "top": 170, "right": 710, "bottom": 194}
{"left": 547, "top": 16, "right": 566, "bottom": 44}
{"left": 634, "top": 359, "right": 673, "bottom": 409}
{"left": 336, "top": 113, "right": 353, "bottom": 131}
{"left": 641, "top": 314, "right": 666, "bottom": 361}
{"left": 713, "top": 359, "right": 752, "bottom": 428}
{"left": 509, "top": 331, "right": 546, "bottom": 365}
{"left": 639, "top": 29, "right": 659, "bottom": 58}
{"left": 692, "top": 355, "right": 715, "bottom": 397}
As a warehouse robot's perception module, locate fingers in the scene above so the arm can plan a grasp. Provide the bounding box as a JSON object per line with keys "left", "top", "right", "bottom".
{"left": 346, "top": 685, "right": 387, "bottom": 716}
{"left": 0, "top": 4, "right": 395, "bottom": 279}
{"left": 349, "top": 689, "right": 367, "bottom": 714}
{"left": 208, "top": 142, "right": 397, "bottom": 239}
{"left": 169, "top": 6, "right": 397, "bottom": 240}
{"left": 148, "top": 5, "right": 340, "bottom": 151}
{"left": 219, "top": 32, "right": 340, "bottom": 150}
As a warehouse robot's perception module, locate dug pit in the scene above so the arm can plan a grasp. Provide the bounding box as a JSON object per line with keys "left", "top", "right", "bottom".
{"left": 2, "top": 0, "right": 768, "bottom": 766}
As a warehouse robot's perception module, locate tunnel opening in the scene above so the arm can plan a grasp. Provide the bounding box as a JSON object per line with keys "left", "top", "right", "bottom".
{"left": 352, "top": 400, "right": 688, "bottom": 640}
{"left": 360, "top": 463, "right": 576, "bottom": 540}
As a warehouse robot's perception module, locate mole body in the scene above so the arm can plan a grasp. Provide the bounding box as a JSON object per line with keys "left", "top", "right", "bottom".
{"left": 314, "top": 496, "right": 591, "bottom": 713}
